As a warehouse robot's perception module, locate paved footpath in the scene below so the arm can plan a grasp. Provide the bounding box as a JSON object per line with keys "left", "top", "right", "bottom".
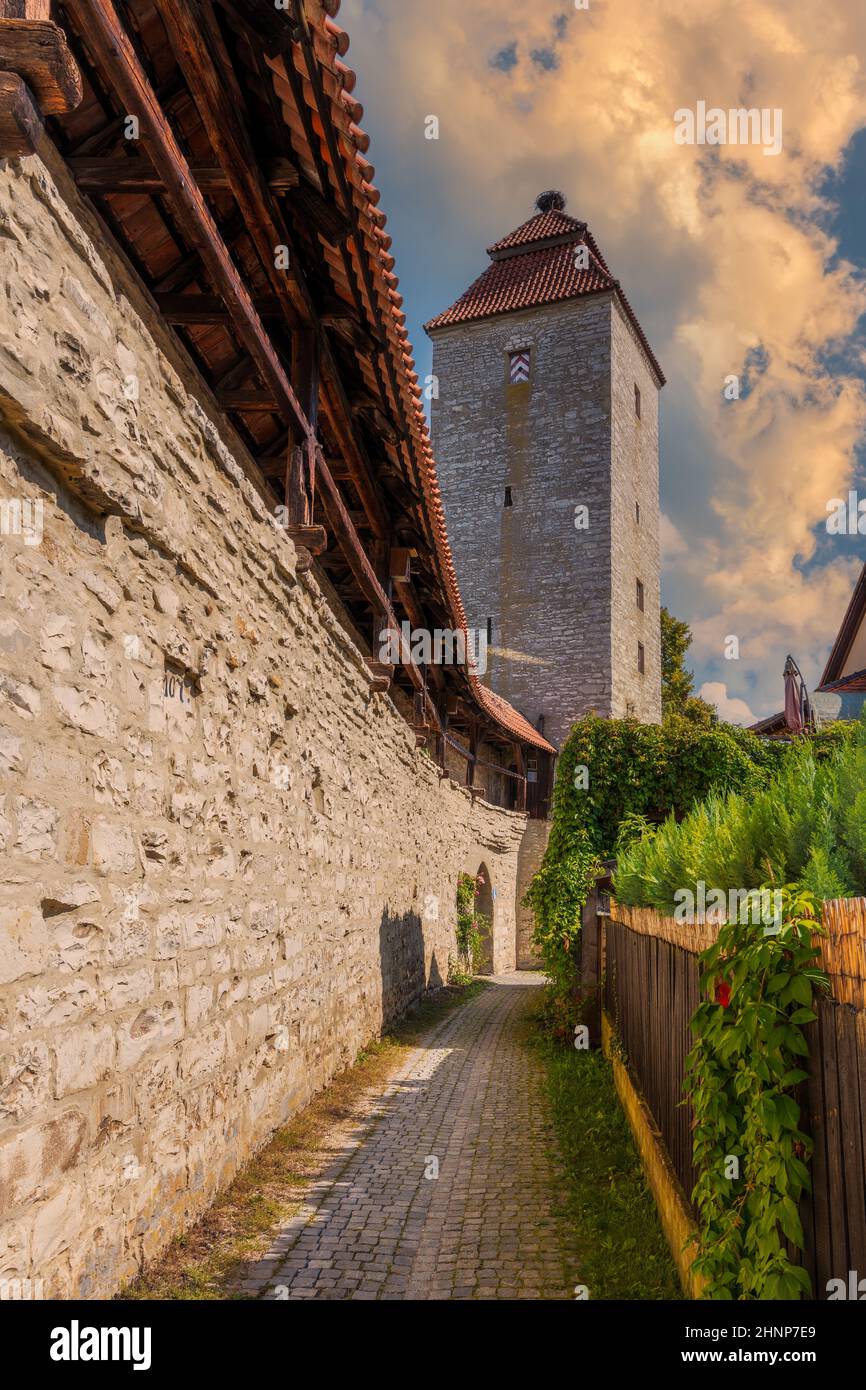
{"left": 251, "top": 973, "right": 581, "bottom": 1300}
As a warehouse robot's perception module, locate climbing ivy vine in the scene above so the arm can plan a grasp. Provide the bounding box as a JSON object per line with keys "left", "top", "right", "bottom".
{"left": 685, "top": 886, "right": 828, "bottom": 1299}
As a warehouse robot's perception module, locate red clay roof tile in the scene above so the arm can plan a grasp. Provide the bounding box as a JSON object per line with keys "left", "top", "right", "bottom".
{"left": 425, "top": 205, "right": 664, "bottom": 386}
{"left": 487, "top": 207, "right": 585, "bottom": 254}
{"left": 425, "top": 240, "right": 612, "bottom": 330}
{"left": 311, "top": 12, "right": 556, "bottom": 756}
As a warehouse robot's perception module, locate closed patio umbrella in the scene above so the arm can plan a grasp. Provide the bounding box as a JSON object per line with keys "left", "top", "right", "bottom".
{"left": 783, "top": 655, "right": 812, "bottom": 733}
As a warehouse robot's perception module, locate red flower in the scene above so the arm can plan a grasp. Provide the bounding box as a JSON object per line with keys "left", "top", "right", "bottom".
{"left": 714, "top": 979, "right": 732, "bottom": 1008}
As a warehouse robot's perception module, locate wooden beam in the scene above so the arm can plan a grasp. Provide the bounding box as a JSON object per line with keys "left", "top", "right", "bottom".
{"left": 283, "top": 523, "right": 326, "bottom": 555}
{"left": 218, "top": 390, "right": 280, "bottom": 412}
{"left": 0, "top": 2, "right": 50, "bottom": 17}
{"left": 152, "top": 0, "right": 389, "bottom": 545}
{"left": 466, "top": 717, "right": 479, "bottom": 788}
{"left": 290, "top": 2, "right": 428, "bottom": 524}
{"left": 365, "top": 659, "right": 393, "bottom": 693}
{"left": 216, "top": 0, "right": 295, "bottom": 51}
{"left": 284, "top": 443, "right": 308, "bottom": 527}
{"left": 155, "top": 293, "right": 282, "bottom": 323}
{"left": 68, "top": 156, "right": 299, "bottom": 194}
{"left": 63, "top": 0, "right": 311, "bottom": 442}
{"left": 291, "top": 180, "right": 351, "bottom": 247}
{"left": 0, "top": 67, "right": 42, "bottom": 155}
{"left": 315, "top": 447, "right": 443, "bottom": 732}
{"left": 150, "top": 0, "right": 307, "bottom": 326}
{"left": 0, "top": 17, "right": 81, "bottom": 113}
{"left": 389, "top": 548, "right": 412, "bottom": 583}
{"left": 392, "top": 573, "right": 444, "bottom": 689}
{"left": 513, "top": 742, "right": 527, "bottom": 812}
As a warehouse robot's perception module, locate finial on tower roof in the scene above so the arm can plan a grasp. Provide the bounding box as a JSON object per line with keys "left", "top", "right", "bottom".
{"left": 534, "top": 190, "right": 566, "bottom": 214}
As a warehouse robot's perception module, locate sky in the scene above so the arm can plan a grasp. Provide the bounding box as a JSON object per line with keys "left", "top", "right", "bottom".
{"left": 340, "top": 0, "right": 866, "bottom": 722}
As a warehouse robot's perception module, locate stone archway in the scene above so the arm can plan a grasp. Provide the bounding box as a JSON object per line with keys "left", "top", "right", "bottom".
{"left": 475, "top": 863, "right": 494, "bottom": 975}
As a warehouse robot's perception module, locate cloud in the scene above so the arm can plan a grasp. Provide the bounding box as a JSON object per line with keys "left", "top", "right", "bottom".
{"left": 340, "top": 0, "right": 866, "bottom": 716}
{"left": 699, "top": 682, "right": 758, "bottom": 726}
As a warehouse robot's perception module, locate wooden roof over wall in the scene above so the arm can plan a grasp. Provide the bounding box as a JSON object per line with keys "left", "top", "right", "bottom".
{"left": 0, "top": 0, "right": 556, "bottom": 768}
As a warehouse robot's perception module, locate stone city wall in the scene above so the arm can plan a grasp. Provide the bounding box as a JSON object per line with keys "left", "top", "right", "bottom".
{"left": 0, "top": 147, "right": 526, "bottom": 1298}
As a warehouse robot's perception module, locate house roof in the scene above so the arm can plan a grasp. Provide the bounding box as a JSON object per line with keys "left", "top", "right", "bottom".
{"left": 817, "top": 666, "right": 866, "bottom": 693}
{"left": 820, "top": 561, "right": 866, "bottom": 686}
{"left": 425, "top": 196, "right": 665, "bottom": 387}
{"left": 748, "top": 710, "right": 789, "bottom": 736}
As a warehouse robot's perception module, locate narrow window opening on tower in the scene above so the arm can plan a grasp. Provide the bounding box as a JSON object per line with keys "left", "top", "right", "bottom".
{"left": 487, "top": 617, "right": 493, "bottom": 645}
{"left": 635, "top": 500, "right": 641, "bottom": 524}
{"left": 509, "top": 350, "right": 531, "bottom": 385}
{"left": 634, "top": 383, "right": 641, "bottom": 418}
{"left": 636, "top": 578, "right": 645, "bottom": 611}
{"left": 503, "top": 486, "right": 513, "bottom": 507}
{"left": 638, "top": 641, "right": 645, "bottom": 675}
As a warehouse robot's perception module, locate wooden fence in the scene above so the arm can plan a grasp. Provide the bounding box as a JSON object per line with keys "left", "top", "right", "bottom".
{"left": 588, "top": 896, "right": 866, "bottom": 1299}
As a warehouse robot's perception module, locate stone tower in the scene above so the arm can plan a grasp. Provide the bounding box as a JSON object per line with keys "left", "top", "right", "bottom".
{"left": 425, "top": 192, "right": 664, "bottom": 752}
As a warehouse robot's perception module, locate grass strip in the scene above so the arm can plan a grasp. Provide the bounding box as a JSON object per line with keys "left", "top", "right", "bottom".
{"left": 533, "top": 1030, "right": 683, "bottom": 1300}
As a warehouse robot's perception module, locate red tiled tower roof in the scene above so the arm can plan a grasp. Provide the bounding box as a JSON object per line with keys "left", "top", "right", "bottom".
{"left": 425, "top": 195, "right": 664, "bottom": 386}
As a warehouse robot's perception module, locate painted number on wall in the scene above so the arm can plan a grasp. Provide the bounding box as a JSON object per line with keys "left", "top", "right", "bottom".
{"left": 164, "top": 672, "right": 194, "bottom": 702}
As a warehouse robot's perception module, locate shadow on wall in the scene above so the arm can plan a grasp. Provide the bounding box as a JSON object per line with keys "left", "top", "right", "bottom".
{"left": 475, "top": 863, "right": 495, "bottom": 975}
{"left": 379, "top": 907, "right": 444, "bottom": 1026}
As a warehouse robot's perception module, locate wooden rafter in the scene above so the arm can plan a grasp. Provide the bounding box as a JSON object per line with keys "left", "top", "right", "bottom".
{"left": 151, "top": 0, "right": 389, "bottom": 544}
{"left": 63, "top": 0, "right": 311, "bottom": 442}
{"left": 68, "top": 154, "right": 299, "bottom": 192}
{"left": 15, "top": 0, "right": 546, "bottom": 780}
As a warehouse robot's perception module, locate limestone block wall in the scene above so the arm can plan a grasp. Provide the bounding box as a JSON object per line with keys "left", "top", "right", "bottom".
{"left": 0, "top": 147, "right": 526, "bottom": 1298}
{"left": 515, "top": 817, "right": 551, "bottom": 969}
{"left": 430, "top": 297, "right": 615, "bottom": 750}
{"left": 610, "top": 300, "right": 662, "bottom": 723}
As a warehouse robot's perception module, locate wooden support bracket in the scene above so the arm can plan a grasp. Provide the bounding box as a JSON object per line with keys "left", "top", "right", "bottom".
{"left": 0, "top": 18, "right": 82, "bottom": 114}
{"left": 365, "top": 659, "right": 393, "bottom": 693}
{"left": 284, "top": 523, "right": 326, "bottom": 555}
{"left": 0, "top": 67, "right": 42, "bottom": 155}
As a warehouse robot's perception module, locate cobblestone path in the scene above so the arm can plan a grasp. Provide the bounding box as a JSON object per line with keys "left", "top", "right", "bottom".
{"left": 253, "top": 973, "right": 581, "bottom": 1300}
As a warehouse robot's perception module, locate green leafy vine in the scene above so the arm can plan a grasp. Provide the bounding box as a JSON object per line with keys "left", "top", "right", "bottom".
{"left": 685, "top": 886, "right": 828, "bottom": 1299}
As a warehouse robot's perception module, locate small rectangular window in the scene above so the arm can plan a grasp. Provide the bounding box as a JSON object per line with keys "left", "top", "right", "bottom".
{"left": 636, "top": 579, "right": 644, "bottom": 612}
{"left": 504, "top": 486, "right": 513, "bottom": 507}
{"left": 486, "top": 617, "right": 493, "bottom": 645}
{"left": 634, "top": 383, "right": 641, "bottom": 418}
{"left": 637, "top": 641, "right": 645, "bottom": 675}
{"left": 509, "top": 350, "right": 530, "bottom": 385}
{"left": 635, "top": 501, "right": 640, "bottom": 524}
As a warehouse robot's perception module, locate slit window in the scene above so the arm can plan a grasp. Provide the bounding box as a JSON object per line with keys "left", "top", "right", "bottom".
{"left": 634, "top": 383, "right": 641, "bottom": 418}
{"left": 486, "top": 617, "right": 493, "bottom": 645}
{"left": 635, "top": 500, "right": 641, "bottom": 524}
{"left": 509, "top": 350, "right": 531, "bottom": 385}
{"left": 636, "top": 578, "right": 644, "bottom": 612}
{"left": 504, "top": 486, "right": 513, "bottom": 507}
{"left": 637, "top": 641, "right": 645, "bottom": 675}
